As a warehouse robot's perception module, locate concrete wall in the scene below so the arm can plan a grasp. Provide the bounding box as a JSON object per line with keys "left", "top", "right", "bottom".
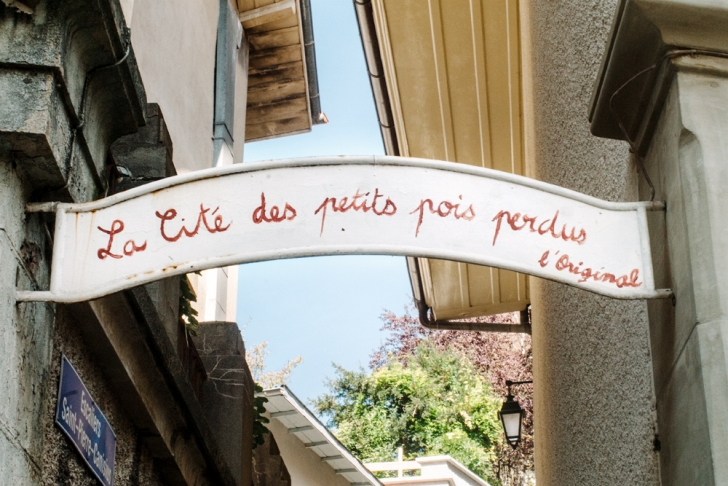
{"left": 0, "top": 155, "right": 53, "bottom": 485}
{"left": 0, "top": 3, "right": 129, "bottom": 476}
{"left": 129, "top": 0, "right": 219, "bottom": 173}
{"left": 253, "top": 432, "right": 291, "bottom": 486}
{"left": 193, "top": 322, "right": 256, "bottom": 486}
{"left": 521, "top": 1, "right": 661, "bottom": 484}
{"left": 267, "top": 418, "right": 350, "bottom": 486}
{"left": 640, "top": 57, "right": 728, "bottom": 486}
{"left": 417, "top": 456, "right": 487, "bottom": 486}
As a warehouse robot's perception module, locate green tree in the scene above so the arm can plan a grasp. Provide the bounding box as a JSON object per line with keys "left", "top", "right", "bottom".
{"left": 314, "top": 343, "right": 503, "bottom": 483}
{"left": 371, "top": 308, "right": 534, "bottom": 486}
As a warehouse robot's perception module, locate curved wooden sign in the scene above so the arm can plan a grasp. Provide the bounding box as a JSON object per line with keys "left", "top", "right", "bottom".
{"left": 17, "top": 156, "right": 670, "bottom": 303}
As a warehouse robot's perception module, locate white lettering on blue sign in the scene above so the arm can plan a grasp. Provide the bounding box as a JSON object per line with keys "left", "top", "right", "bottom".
{"left": 55, "top": 356, "right": 116, "bottom": 486}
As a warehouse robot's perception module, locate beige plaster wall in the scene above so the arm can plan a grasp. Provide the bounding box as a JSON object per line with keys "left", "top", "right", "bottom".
{"left": 119, "top": 0, "right": 134, "bottom": 23}
{"left": 521, "top": 1, "right": 661, "bottom": 484}
{"left": 130, "top": 0, "right": 219, "bottom": 173}
{"left": 267, "top": 418, "right": 350, "bottom": 486}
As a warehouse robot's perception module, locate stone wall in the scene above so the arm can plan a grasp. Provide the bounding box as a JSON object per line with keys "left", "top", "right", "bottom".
{"left": 0, "top": 1, "right": 252, "bottom": 483}
{"left": 0, "top": 140, "right": 168, "bottom": 486}
{"left": 40, "top": 307, "right": 165, "bottom": 485}
{"left": 522, "top": 1, "right": 661, "bottom": 484}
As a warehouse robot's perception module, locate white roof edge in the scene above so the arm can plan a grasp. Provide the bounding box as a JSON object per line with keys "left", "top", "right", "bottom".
{"left": 262, "top": 386, "right": 383, "bottom": 486}
{"left": 381, "top": 478, "right": 455, "bottom": 486}
{"left": 414, "top": 456, "right": 491, "bottom": 486}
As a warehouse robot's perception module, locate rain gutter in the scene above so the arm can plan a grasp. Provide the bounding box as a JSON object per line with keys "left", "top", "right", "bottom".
{"left": 408, "top": 257, "right": 532, "bottom": 334}
{"left": 300, "top": 0, "right": 327, "bottom": 124}
{"left": 353, "top": 0, "right": 399, "bottom": 155}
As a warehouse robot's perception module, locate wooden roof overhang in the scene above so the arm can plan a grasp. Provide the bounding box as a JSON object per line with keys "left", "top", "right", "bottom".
{"left": 237, "top": 0, "right": 325, "bottom": 141}
{"left": 355, "top": 0, "right": 531, "bottom": 331}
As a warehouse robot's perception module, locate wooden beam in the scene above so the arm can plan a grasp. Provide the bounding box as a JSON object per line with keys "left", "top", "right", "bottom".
{"left": 246, "top": 95, "right": 308, "bottom": 124}
{"left": 248, "top": 79, "right": 307, "bottom": 105}
{"left": 248, "top": 26, "right": 300, "bottom": 50}
{"left": 245, "top": 114, "right": 310, "bottom": 141}
{"left": 239, "top": 0, "right": 296, "bottom": 30}
{"left": 248, "top": 61, "right": 304, "bottom": 86}
{"left": 288, "top": 425, "right": 313, "bottom": 433}
{"left": 245, "top": 15, "right": 298, "bottom": 35}
{"left": 249, "top": 44, "right": 302, "bottom": 70}
{"left": 304, "top": 441, "right": 328, "bottom": 448}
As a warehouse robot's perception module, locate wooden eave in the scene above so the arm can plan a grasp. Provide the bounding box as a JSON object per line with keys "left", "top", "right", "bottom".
{"left": 356, "top": 0, "right": 530, "bottom": 322}
{"left": 237, "top": 0, "right": 314, "bottom": 141}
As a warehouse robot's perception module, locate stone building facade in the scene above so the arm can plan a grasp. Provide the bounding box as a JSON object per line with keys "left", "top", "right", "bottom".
{"left": 0, "top": 0, "right": 322, "bottom": 484}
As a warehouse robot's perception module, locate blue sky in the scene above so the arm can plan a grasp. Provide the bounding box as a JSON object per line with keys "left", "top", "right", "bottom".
{"left": 238, "top": 0, "right": 412, "bottom": 403}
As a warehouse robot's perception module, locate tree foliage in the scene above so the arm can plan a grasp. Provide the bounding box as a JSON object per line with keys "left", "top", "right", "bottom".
{"left": 244, "top": 339, "right": 302, "bottom": 448}
{"left": 370, "top": 307, "right": 534, "bottom": 486}
{"left": 314, "top": 343, "right": 503, "bottom": 483}
{"left": 179, "top": 274, "right": 200, "bottom": 336}
{"left": 246, "top": 340, "right": 303, "bottom": 389}
{"left": 252, "top": 383, "right": 270, "bottom": 449}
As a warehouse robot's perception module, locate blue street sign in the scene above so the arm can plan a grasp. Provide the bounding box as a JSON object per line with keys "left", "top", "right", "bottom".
{"left": 55, "top": 355, "right": 116, "bottom": 486}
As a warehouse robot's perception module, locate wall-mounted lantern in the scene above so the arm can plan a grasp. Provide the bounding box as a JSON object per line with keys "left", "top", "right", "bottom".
{"left": 498, "top": 380, "right": 532, "bottom": 449}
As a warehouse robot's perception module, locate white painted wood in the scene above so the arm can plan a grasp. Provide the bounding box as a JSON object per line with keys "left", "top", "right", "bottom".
{"left": 16, "top": 156, "right": 671, "bottom": 303}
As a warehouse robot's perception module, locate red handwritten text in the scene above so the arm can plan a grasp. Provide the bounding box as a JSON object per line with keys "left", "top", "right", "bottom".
{"left": 538, "top": 250, "right": 641, "bottom": 288}
{"left": 252, "top": 193, "right": 297, "bottom": 224}
{"left": 97, "top": 220, "right": 147, "bottom": 260}
{"left": 314, "top": 188, "right": 396, "bottom": 235}
{"left": 155, "top": 204, "right": 231, "bottom": 242}
{"left": 491, "top": 209, "right": 586, "bottom": 246}
{"left": 410, "top": 196, "right": 475, "bottom": 237}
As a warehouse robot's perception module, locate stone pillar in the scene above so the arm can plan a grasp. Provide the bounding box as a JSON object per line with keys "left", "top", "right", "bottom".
{"left": 193, "top": 321, "right": 255, "bottom": 486}
{"left": 590, "top": 1, "right": 728, "bottom": 484}
{"left": 522, "top": 1, "right": 661, "bottom": 484}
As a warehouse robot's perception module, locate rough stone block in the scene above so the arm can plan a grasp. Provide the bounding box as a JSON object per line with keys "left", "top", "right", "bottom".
{"left": 0, "top": 69, "right": 71, "bottom": 189}
{"left": 110, "top": 103, "right": 176, "bottom": 193}
{"left": 0, "top": 0, "right": 146, "bottom": 203}
{"left": 253, "top": 433, "right": 291, "bottom": 486}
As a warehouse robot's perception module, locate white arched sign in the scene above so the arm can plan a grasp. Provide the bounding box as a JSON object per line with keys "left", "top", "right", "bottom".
{"left": 17, "top": 156, "right": 671, "bottom": 303}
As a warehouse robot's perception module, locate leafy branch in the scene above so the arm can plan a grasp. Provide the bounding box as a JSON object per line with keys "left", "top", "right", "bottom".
{"left": 253, "top": 383, "right": 270, "bottom": 449}
{"left": 179, "top": 274, "right": 200, "bottom": 336}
